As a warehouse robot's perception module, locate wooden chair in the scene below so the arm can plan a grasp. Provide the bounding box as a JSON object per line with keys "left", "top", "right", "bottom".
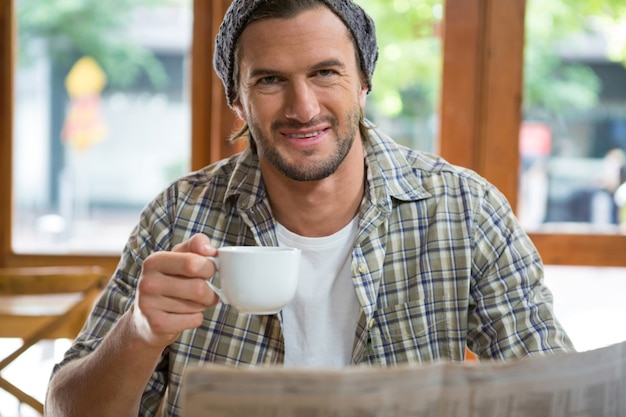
{"left": 465, "top": 346, "right": 479, "bottom": 362}
{"left": 0, "top": 266, "right": 109, "bottom": 415}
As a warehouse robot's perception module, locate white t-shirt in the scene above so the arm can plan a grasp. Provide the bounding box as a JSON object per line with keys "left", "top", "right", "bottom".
{"left": 277, "top": 217, "right": 360, "bottom": 368}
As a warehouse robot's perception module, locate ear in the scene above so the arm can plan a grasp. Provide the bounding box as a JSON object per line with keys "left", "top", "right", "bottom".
{"left": 358, "top": 83, "right": 368, "bottom": 109}
{"left": 232, "top": 96, "right": 245, "bottom": 120}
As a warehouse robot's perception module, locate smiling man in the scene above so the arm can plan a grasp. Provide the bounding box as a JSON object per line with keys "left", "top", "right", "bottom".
{"left": 45, "top": 1, "right": 574, "bottom": 416}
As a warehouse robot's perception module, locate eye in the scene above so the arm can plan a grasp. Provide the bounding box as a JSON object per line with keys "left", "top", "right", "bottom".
{"left": 258, "top": 75, "right": 280, "bottom": 85}
{"left": 317, "top": 69, "right": 335, "bottom": 77}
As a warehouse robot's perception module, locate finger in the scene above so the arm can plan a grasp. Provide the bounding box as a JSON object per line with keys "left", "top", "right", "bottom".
{"left": 140, "top": 285, "right": 216, "bottom": 316}
{"left": 172, "top": 233, "right": 217, "bottom": 256}
{"left": 145, "top": 275, "right": 219, "bottom": 309}
{"left": 142, "top": 251, "right": 216, "bottom": 280}
{"left": 150, "top": 310, "right": 205, "bottom": 335}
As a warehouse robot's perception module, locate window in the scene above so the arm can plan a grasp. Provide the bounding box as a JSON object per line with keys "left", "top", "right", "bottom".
{"left": 519, "top": 0, "right": 626, "bottom": 236}
{"left": 1, "top": 2, "right": 625, "bottom": 265}
{"left": 439, "top": 0, "right": 626, "bottom": 267}
{"left": 361, "top": 0, "right": 443, "bottom": 154}
{"left": 12, "top": 0, "right": 192, "bottom": 255}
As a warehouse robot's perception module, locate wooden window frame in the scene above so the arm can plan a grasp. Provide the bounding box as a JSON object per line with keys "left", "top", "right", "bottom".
{"left": 1, "top": 0, "right": 624, "bottom": 269}
{"left": 440, "top": 0, "right": 626, "bottom": 267}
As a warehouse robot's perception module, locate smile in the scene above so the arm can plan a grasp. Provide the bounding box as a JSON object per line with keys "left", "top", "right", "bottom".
{"left": 288, "top": 130, "right": 324, "bottom": 139}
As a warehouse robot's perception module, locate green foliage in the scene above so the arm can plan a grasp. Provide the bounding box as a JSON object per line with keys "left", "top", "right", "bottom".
{"left": 523, "top": 0, "right": 603, "bottom": 115}
{"left": 17, "top": 0, "right": 169, "bottom": 89}
{"left": 523, "top": 2, "right": 600, "bottom": 115}
{"left": 359, "top": 0, "right": 626, "bottom": 120}
{"left": 359, "top": 0, "right": 443, "bottom": 118}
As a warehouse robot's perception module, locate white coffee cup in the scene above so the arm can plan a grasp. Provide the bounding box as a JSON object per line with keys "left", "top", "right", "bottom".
{"left": 207, "top": 246, "right": 301, "bottom": 315}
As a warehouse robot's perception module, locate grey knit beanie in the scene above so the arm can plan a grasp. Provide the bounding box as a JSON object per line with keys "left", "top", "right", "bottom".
{"left": 214, "top": 0, "right": 378, "bottom": 107}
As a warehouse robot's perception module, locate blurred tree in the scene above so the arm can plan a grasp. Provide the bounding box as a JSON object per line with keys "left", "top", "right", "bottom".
{"left": 17, "top": 0, "right": 169, "bottom": 89}
{"left": 360, "top": 0, "right": 443, "bottom": 118}
{"left": 523, "top": 0, "right": 626, "bottom": 118}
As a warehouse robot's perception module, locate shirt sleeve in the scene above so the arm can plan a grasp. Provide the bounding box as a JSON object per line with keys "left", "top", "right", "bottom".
{"left": 466, "top": 182, "right": 575, "bottom": 359}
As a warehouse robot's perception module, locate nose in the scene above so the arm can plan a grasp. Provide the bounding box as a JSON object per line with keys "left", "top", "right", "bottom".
{"left": 284, "top": 80, "right": 320, "bottom": 123}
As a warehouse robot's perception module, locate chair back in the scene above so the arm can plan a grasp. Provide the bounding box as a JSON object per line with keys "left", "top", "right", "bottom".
{"left": 0, "top": 265, "right": 109, "bottom": 415}
{"left": 0, "top": 266, "right": 109, "bottom": 339}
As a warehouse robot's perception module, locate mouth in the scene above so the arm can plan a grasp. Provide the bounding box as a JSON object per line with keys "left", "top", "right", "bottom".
{"left": 272, "top": 116, "right": 336, "bottom": 148}
{"left": 281, "top": 127, "right": 330, "bottom": 147}
{"left": 286, "top": 129, "right": 326, "bottom": 139}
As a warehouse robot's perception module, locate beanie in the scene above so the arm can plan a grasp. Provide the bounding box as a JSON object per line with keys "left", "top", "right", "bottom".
{"left": 213, "top": 0, "right": 379, "bottom": 107}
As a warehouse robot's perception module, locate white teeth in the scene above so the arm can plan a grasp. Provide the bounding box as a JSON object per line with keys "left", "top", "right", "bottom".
{"left": 291, "top": 131, "right": 321, "bottom": 139}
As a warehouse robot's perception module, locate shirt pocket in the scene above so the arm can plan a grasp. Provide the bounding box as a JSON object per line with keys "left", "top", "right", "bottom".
{"left": 365, "top": 299, "right": 460, "bottom": 364}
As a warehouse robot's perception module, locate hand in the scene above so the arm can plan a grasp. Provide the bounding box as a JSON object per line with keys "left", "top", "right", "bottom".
{"left": 132, "top": 233, "right": 220, "bottom": 349}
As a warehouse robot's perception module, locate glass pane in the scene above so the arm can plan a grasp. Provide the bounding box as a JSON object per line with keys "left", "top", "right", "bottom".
{"left": 519, "top": 1, "right": 626, "bottom": 234}
{"left": 13, "top": 0, "right": 192, "bottom": 254}
{"left": 360, "top": 0, "right": 443, "bottom": 153}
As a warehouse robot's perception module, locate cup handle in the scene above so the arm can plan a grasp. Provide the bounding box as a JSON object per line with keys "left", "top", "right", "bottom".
{"left": 206, "top": 256, "right": 229, "bottom": 304}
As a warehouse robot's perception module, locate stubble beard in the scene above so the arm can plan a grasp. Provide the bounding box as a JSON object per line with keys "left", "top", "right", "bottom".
{"left": 247, "top": 105, "right": 361, "bottom": 182}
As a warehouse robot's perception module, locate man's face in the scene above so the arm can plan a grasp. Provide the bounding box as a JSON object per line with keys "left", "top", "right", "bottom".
{"left": 233, "top": 7, "right": 368, "bottom": 182}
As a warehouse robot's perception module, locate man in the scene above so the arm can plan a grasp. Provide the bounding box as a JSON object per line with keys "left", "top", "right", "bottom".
{"left": 45, "top": 0, "right": 574, "bottom": 416}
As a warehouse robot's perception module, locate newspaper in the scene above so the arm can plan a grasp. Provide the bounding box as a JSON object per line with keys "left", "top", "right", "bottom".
{"left": 182, "top": 340, "right": 626, "bottom": 417}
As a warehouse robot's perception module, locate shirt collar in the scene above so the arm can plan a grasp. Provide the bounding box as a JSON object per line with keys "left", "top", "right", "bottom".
{"left": 362, "top": 123, "right": 432, "bottom": 210}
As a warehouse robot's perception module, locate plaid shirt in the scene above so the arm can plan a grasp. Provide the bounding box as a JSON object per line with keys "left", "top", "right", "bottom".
{"left": 55, "top": 125, "right": 574, "bottom": 417}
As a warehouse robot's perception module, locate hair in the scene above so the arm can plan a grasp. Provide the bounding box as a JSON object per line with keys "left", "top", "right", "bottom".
{"left": 228, "top": 0, "right": 371, "bottom": 149}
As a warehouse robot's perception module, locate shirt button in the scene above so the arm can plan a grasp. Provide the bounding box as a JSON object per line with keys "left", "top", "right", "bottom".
{"left": 357, "top": 263, "right": 367, "bottom": 274}
{"left": 368, "top": 318, "right": 376, "bottom": 329}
